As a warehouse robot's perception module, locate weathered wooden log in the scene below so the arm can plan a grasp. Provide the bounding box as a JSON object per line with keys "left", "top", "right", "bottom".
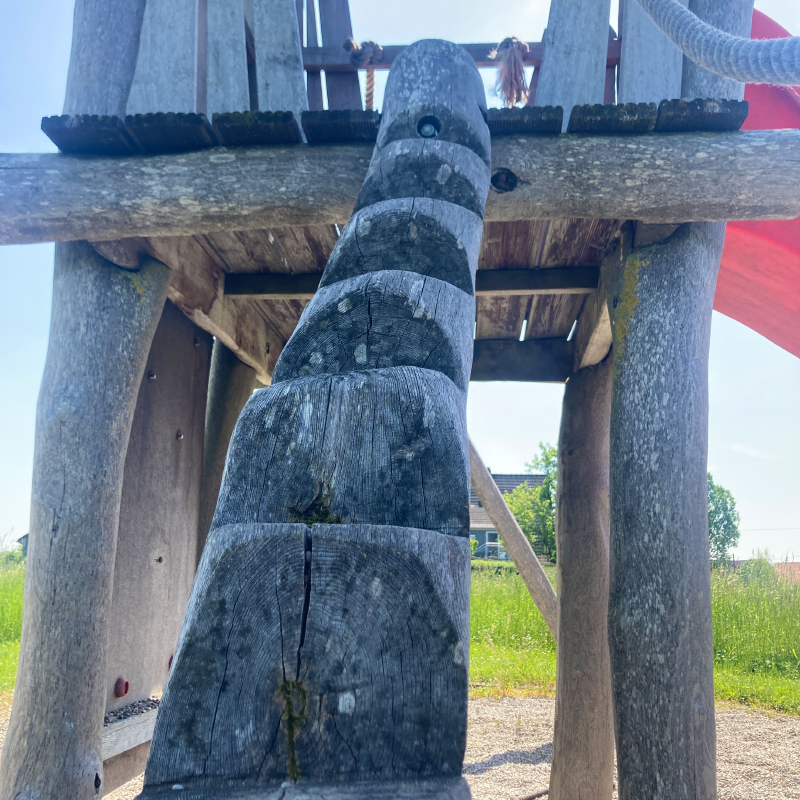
{"left": 319, "top": 198, "right": 483, "bottom": 294}
{"left": 3, "top": 129, "right": 798, "bottom": 245}
{"left": 355, "top": 139, "right": 491, "bottom": 218}
{"left": 377, "top": 39, "right": 490, "bottom": 165}
{"left": 605, "top": 222, "right": 725, "bottom": 800}
{"left": 198, "top": 340, "right": 258, "bottom": 558}
{"left": 0, "top": 246, "right": 170, "bottom": 800}
{"left": 548, "top": 357, "right": 614, "bottom": 800}
{"left": 212, "top": 367, "right": 470, "bottom": 536}
{"left": 63, "top": 0, "right": 146, "bottom": 117}
{"left": 143, "top": 522, "right": 469, "bottom": 794}
{"left": 273, "top": 271, "right": 475, "bottom": 390}
{"left": 468, "top": 440, "right": 558, "bottom": 639}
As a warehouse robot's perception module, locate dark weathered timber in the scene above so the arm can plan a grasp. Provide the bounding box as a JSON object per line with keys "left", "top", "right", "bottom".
{"left": 211, "top": 111, "right": 303, "bottom": 146}
{"left": 318, "top": 199, "right": 483, "bottom": 295}
{"left": 198, "top": 340, "right": 258, "bottom": 559}
{"left": 605, "top": 223, "right": 724, "bottom": 800}
{"left": 143, "top": 523, "right": 469, "bottom": 792}
{"left": 125, "top": 112, "right": 217, "bottom": 153}
{"left": 475, "top": 266, "right": 598, "bottom": 296}
{"left": 4, "top": 129, "right": 799, "bottom": 245}
{"left": 567, "top": 102, "right": 657, "bottom": 134}
{"left": 211, "top": 367, "right": 470, "bottom": 536}
{"left": 471, "top": 338, "right": 573, "bottom": 383}
{"left": 655, "top": 98, "right": 748, "bottom": 133}
{"left": 272, "top": 271, "right": 475, "bottom": 391}
{"left": 223, "top": 266, "right": 598, "bottom": 300}
{"left": 549, "top": 357, "right": 614, "bottom": 800}
{"left": 0, "top": 248, "right": 170, "bottom": 800}
{"left": 41, "top": 114, "right": 138, "bottom": 155}
{"left": 486, "top": 106, "right": 563, "bottom": 136}
{"left": 377, "top": 40, "right": 490, "bottom": 165}
{"left": 301, "top": 110, "right": 381, "bottom": 143}
{"left": 355, "top": 139, "right": 491, "bottom": 218}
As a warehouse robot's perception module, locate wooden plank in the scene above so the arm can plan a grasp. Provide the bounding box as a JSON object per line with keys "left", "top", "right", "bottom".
{"left": 106, "top": 302, "right": 211, "bottom": 714}
{"left": 126, "top": 0, "right": 198, "bottom": 114}
{"left": 618, "top": 0, "right": 686, "bottom": 103}
{"left": 102, "top": 710, "right": 158, "bottom": 761}
{"left": 317, "top": 0, "right": 362, "bottom": 109}
{"left": 469, "top": 440, "right": 558, "bottom": 638}
{"left": 206, "top": 0, "right": 250, "bottom": 117}
{"left": 305, "top": 0, "right": 324, "bottom": 110}
{"left": 301, "top": 39, "right": 622, "bottom": 71}
{"left": 6, "top": 130, "right": 799, "bottom": 245}
{"left": 535, "top": 0, "right": 613, "bottom": 129}
{"left": 252, "top": 0, "right": 308, "bottom": 119}
{"left": 224, "top": 266, "right": 599, "bottom": 299}
{"left": 62, "top": 0, "right": 147, "bottom": 117}
{"left": 471, "top": 338, "right": 573, "bottom": 382}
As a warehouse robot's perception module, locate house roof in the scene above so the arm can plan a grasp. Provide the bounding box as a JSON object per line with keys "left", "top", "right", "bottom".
{"left": 469, "top": 473, "right": 544, "bottom": 531}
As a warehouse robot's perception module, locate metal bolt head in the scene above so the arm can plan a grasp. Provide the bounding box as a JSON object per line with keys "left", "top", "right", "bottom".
{"left": 175, "top": 431, "right": 184, "bottom": 441}
{"left": 147, "top": 370, "right": 156, "bottom": 381}
{"left": 419, "top": 122, "right": 436, "bottom": 138}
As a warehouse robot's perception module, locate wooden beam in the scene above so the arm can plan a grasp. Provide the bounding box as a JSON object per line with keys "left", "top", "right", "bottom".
{"left": 3, "top": 129, "right": 798, "bottom": 246}
{"left": 469, "top": 439, "right": 559, "bottom": 639}
{"left": 223, "top": 266, "right": 599, "bottom": 300}
{"left": 102, "top": 710, "right": 158, "bottom": 761}
{"left": 301, "top": 39, "right": 621, "bottom": 71}
{"left": 470, "top": 338, "right": 573, "bottom": 382}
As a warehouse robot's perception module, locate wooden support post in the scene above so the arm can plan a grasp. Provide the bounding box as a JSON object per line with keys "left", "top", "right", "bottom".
{"left": 140, "top": 40, "right": 485, "bottom": 798}
{"left": 469, "top": 441, "right": 558, "bottom": 639}
{"left": 548, "top": 357, "right": 614, "bottom": 800}
{"left": 198, "top": 340, "right": 257, "bottom": 559}
{"left": 206, "top": 0, "right": 251, "bottom": 117}
{"left": 318, "top": 0, "right": 362, "bottom": 109}
{"left": 536, "top": 5, "right": 616, "bottom": 799}
{"left": 607, "top": 3, "right": 753, "bottom": 798}
{"left": 0, "top": 246, "right": 170, "bottom": 800}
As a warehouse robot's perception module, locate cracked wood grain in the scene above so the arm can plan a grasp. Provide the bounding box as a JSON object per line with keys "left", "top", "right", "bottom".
{"left": 272, "top": 271, "right": 475, "bottom": 391}
{"left": 212, "top": 367, "right": 471, "bottom": 537}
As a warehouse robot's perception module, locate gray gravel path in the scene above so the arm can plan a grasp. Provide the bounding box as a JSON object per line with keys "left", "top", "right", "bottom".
{"left": 1, "top": 695, "right": 798, "bottom": 799}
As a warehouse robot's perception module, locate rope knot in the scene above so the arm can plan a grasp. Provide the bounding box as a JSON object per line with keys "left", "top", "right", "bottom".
{"left": 344, "top": 38, "right": 384, "bottom": 68}
{"left": 490, "top": 37, "right": 530, "bottom": 107}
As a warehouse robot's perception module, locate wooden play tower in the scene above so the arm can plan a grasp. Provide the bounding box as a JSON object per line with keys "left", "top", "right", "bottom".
{"left": 0, "top": 0, "right": 798, "bottom": 798}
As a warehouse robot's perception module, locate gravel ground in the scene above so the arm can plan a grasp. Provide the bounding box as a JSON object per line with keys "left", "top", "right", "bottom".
{"left": 1, "top": 695, "right": 798, "bottom": 799}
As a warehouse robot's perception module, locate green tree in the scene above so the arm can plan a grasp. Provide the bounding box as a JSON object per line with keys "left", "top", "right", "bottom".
{"left": 708, "top": 473, "right": 740, "bottom": 567}
{"left": 504, "top": 443, "right": 557, "bottom": 563}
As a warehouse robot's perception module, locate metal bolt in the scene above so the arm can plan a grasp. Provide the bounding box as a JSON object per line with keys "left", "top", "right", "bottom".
{"left": 148, "top": 370, "right": 156, "bottom": 381}
{"left": 193, "top": 338, "right": 200, "bottom": 348}
{"left": 114, "top": 677, "right": 129, "bottom": 698}
{"left": 176, "top": 431, "right": 184, "bottom": 441}
{"left": 419, "top": 122, "right": 436, "bottom": 138}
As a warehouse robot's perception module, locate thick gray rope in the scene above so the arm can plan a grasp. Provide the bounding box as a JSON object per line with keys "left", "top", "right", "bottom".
{"left": 636, "top": 0, "right": 800, "bottom": 85}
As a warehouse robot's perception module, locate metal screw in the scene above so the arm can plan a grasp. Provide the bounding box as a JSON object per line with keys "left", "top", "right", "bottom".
{"left": 114, "top": 677, "right": 129, "bottom": 698}
{"left": 419, "top": 122, "right": 436, "bottom": 138}
{"left": 148, "top": 370, "right": 156, "bottom": 381}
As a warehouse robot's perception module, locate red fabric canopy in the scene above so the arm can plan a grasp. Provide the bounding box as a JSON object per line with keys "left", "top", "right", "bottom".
{"left": 716, "top": 10, "right": 800, "bottom": 357}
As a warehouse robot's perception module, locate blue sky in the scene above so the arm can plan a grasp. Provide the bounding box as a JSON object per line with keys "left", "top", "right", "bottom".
{"left": 0, "top": 0, "right": 798, "bottom": 560}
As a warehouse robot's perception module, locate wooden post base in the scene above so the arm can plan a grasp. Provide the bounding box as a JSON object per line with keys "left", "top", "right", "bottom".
{"left": 138, "top": 777, "right": 471, "bottom": 799}
{"left": 140, "top": 523, "right": 470, "bottom": 795}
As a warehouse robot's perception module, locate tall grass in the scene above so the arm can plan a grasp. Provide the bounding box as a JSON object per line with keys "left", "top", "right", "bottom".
{"left": 0, "top": 563, "right": 24, "bottom": 644}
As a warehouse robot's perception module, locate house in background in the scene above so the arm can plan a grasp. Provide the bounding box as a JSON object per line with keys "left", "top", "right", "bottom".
{"left": 470, "top": 473, "right": 544, "bottom": 560}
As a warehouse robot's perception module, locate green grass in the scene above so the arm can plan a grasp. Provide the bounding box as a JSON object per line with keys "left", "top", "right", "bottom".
{"left": 469, "top": 558, "right": 800, "bottom": 715}
{"left": 0, "top": 557, "right": 797, "bottom": 714}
